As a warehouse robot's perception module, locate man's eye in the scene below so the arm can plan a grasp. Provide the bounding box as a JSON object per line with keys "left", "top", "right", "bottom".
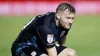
{"left": 66, "top": 17, "right": 70, "bottom": 19}
{"left": 72, "top": 17, "right": 74, "bottom": 20}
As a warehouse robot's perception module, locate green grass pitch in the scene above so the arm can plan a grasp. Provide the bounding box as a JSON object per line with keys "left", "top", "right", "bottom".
{"left": 0, "top": 15, "right": 100, "bottom": 56}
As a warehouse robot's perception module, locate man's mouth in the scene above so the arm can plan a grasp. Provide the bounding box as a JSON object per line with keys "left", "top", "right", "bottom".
{"left": 67, "top": 23, "right": 72, "bottom": 27}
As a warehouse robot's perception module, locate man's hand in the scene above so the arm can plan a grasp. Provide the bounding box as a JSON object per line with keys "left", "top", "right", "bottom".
{"left": 46, "top": 46, "right": 57, "bottom": 56}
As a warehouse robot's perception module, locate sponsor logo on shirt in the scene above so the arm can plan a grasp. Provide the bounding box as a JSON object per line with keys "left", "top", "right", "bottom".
{"left": 31, "top": 51, "right": 37, "bottom": 56}
{"left": 60, "top": 31, "right": 65, "bottom": 37}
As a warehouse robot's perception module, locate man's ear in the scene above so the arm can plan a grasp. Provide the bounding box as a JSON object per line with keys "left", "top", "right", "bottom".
{"left": 56, "top": 13, "right": 60, "bottom": 20}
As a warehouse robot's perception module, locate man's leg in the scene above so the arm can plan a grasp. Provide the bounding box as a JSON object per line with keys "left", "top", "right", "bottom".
{"left": 15, "top": 45, "right": 48, "bottom": 56}
{"left": 58, "top": 48, "right": 77, "bottom": 56}
{"left": 55, "top": 44, "right": 77, "bottom": 56}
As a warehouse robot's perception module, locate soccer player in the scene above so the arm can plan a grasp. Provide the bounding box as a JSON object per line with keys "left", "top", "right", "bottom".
{"left": 11, "top": 3, "right": 77, "bottom": 56}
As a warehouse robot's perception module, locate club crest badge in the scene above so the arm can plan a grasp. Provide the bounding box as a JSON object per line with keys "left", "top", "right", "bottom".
{"left": 47, "top": 34, "right": 54, "bottom": 43}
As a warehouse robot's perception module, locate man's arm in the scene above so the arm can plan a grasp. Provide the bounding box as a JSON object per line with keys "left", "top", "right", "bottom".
{"left": 46, "top": 46, "right": 57, "bottom": 56}
{"left": 58, "top": 29, "right": 69, "bottom": 46}
{"left": 58, "top": 35, "right": 67, "bottom": 46}
{"left": 36, "top": 26, "right": 57, "bottom": 56}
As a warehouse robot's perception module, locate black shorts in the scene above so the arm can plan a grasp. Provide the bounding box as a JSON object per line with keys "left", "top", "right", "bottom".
{"left": 12, "top": 44, "right": 67, "bottom": 56}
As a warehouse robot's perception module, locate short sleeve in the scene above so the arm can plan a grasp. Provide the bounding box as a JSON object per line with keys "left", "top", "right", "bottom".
{"left": 36, "top": 26, "right": 55, "bottom": 48}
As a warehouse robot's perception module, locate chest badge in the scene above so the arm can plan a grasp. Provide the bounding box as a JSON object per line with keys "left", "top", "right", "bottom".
{"left": 60, "top": 31, "right": 65, "bottom": 37}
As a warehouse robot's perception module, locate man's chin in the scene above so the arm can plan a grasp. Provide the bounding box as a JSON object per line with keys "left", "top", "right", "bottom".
{"left": 61, "top": 25, "right": 70, "bottom": 29}
{"left": 65, "top": 26, "right": 70, "bottom": 29}
{"left": 66, "top": 27, "right": 70, "bottom": 29}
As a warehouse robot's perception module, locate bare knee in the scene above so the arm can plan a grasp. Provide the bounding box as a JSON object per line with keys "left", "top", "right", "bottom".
{"left": 65, "top": 48, "right": 77, "bottom": 56}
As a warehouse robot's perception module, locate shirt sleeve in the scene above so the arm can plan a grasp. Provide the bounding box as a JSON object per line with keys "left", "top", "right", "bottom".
{"left": 36, "top": 26, "right": 55, "bottom": 48}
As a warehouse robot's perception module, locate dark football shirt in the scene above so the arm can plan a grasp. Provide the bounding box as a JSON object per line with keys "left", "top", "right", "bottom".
{"left": 12, "top": 12, "right": 69, "bottom": 52}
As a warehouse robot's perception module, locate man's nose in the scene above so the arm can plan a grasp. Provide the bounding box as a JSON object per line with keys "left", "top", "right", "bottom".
{"left": 69, "top": 19, "right": 73, "bottom": 23}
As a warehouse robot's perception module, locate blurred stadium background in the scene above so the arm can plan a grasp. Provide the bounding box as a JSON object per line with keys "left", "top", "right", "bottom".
{"left": 0, "top": 0, "right": 100, "bottom": 56}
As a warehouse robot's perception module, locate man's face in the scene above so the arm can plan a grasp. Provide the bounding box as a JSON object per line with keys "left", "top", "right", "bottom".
{"left": 58, "top": 9, "right": 75, "bottom": 29}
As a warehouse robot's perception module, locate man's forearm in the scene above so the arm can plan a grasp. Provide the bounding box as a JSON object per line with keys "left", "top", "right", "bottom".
{"left": 61, "top": 36, "right": 66, "bottom": 46}
{"left": 58, "top": 36, "right": 66, "bottom": 46}
{"left": 46, "top": 46, "right": 57, "bottom": 56}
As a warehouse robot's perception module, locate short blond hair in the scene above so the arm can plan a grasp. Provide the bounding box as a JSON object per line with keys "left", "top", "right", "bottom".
{"left": 56, "top": 3, "right": 75, "bottom": 13}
